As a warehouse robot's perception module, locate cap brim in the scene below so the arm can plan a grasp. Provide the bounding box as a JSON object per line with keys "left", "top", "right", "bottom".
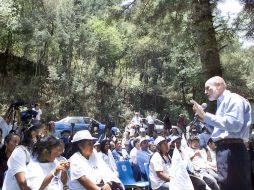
{"left": 71, "top": 136, "right": 97, "bottom": 142}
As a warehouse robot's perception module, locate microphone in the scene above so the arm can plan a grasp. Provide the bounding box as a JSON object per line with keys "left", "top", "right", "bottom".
{"left": 200, "top": 103, "right": 208, "bottom": 110}
{"left": 193, "top": 103, "right": 207, "bottom": 123}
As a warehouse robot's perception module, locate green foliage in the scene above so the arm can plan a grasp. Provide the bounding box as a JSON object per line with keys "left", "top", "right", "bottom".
{"left": 0, "top": 0, "right": 19, "bottom": 30}
{"left": 0, "top": 0, "right": 253, "bottom": 127}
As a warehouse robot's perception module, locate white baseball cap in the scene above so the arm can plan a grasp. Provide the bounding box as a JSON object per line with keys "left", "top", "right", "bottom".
{"left": 71, "top": 130, "right": 97, "bottom": 142}
{"left": 169, "top": 135, "right": 182, "bottom": 143}
{"left": 140, "top": 137, "right": 149, "bottom": 144}
{"left": 154, "top": 136, "right": 166, "bottom": 146}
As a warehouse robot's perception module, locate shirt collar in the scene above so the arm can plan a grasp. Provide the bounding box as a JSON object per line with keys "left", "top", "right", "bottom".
{"left": 217, "top": 90, "right": 230, "bottom": 105}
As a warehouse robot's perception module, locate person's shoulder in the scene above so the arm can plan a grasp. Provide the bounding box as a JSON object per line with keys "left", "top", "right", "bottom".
{"left": 150, "top": 152, "right": 160, "bottom": 160}
{"left": 111, "top": 149, "right": 118, "bottom": 155}
{"left": 227, "top": 91, "right": 249, "bottom": 105}
{"left": 12, "top": 145, "right": 29, "bottom": 156}
{"left": 112, "top": 149, "right": 116, "bottom": 153}
{"left": 225, "top": 90, "right": 242, "bottom": 100}
{"left": 186, "top": 147, "right": 194, "bottom": 153}
{"left": 27, "top": 157, "right": 39, "bottom": 167}
{"left": 198, "top": 133, "right": 204, "bottom": 138}
{"left": 136, "top": 149, "right": 142, "bottom": 155}
{"left": 69, "top": 152, "right": 82, "bottom": 161}
{"left": 130, "top": 150, "right": 136, "bottom": 157}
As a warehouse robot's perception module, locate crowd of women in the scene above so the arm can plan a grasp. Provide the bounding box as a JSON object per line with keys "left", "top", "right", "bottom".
{"left": 2, "top": 107, "right": 253, "bottom": 190}
{"left": 0, "top": 111, "right": 224, "bottom": 190}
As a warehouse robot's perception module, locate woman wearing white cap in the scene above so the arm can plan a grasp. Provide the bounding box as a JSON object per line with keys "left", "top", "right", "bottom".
{"left": 149, "top": 136, "right": 171, "bottom": 190}
{"left": 68, "top": 130, "right": 124, "bottom": 190}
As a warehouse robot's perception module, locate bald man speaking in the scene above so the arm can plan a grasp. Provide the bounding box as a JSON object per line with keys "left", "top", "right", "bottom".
{"left": 191, "top": 76, "right": 252, "bottom": 190}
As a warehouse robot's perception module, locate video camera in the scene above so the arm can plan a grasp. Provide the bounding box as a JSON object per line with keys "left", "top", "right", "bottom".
{"left": 20, "top": 109, "right": 38, "bottom": 122}
{"left": 8, "top": 99, "right": 38, "bottom": 127}
{"left": 10, "top": 99, "right": 25, "bottom": 109}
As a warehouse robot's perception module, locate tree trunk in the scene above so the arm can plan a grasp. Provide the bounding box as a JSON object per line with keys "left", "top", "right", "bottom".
{"left": 192, "top": 0, "right": 222, "bottom": 81}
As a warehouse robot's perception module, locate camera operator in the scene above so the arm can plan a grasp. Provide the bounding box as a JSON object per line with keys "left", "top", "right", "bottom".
{"left": 1, "top": 100, "right": 37, "bottom": 138}
{"left": 32, "top": 103, "right": 42, "bottom": 122}
{"left": 104, "top": 114, "right": 115, "bottom": 139}
{"left": 0, "top": 109, "right": 14, "bottom": 139}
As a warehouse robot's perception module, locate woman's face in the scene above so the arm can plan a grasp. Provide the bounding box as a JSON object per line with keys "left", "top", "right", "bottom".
{"left": 44, "top": 146, "right": 61, "bottom": 162}
{"left": 104, "top": 141, "right": 110, "bottom": 152}
{"left": 41, "top": 124, "right": 49, "bottom": 136}
{"left": 135, "top": 141, "right": 140, "bottom": 149}
{"left": 30, "top": 130, "right": 39, "bottom": 144}
{"left": 158, "top": 140, "right": 169, "bottom": 154}
{"left": 174, "top": 139, "right": 182, "bottom": 149}
{"left": 80, "top": 140, "right": 94, "bottom": 158}
{"left": 172, "top": 128, "right": 178, "bottom": 135}
{"left": 6, "top": 135, "right": 20, "bottom": 153}
{"left": 191, "top": 140, "right": 200, "bottom": 149}
{"left": 208, "top": 142, "right": 217, "bottom": 150}
{"left": 141, "top": 140, "right": 149, "bottom": 150}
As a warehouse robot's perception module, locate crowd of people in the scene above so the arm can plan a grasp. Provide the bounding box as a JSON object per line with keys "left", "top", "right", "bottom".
{"left": 0, "top": 110, "right": 228, "bottom": 190}
{"left": 0, "top": 76, "right": 253, "bottom": 190}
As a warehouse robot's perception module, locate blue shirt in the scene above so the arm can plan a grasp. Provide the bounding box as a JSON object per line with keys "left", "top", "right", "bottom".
{"left": 204, "top": 90, "right": 251, "bottom": 142}
{"left": 112, "top": 149, "right": 130, "bottom": 162}
{"left": 136, "top": 148, "right": 152, "bottom": 174}
{"left": 198, "top": 132, "right": 211, "bottom": 148}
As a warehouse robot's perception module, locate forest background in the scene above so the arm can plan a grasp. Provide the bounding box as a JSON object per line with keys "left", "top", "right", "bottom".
{"left": 0, "top": 0, "right": 253, "bottom": 127}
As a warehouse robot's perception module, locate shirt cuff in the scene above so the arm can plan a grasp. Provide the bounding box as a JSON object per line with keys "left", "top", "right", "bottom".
{"left": 204, "top": 112, "right": 215, "bottom": 126}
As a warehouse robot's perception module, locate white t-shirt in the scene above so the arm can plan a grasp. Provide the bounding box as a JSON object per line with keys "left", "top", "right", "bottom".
{"left": 32, "top": 108, "right": 42, "bottom": 120}
{"left": 131, "top": 116, "right": 141, "bottom": 125}
{"left": 2, "top": 145, "right": 30, "bottom": 190}
{"left": 149, "top": 152, "right": 171, "bottom": 190}
{"left": 26, "top": 158, "right": 62, "bottom": 190}
{"left": 0, "top": 116, "right": 12, "bottom": 139}
{"left": 101, "top": 150, "right": 118, "bottom": 176}
{"left": 146, "top": 115, "right": 156, "bottom": 125}
{"left": 207, "top": 146, "right": 217, "bottom": 168}
{"left": 186, "top": 147, "right": 207, "bottom": 171}
{"left": 130, "top": 147, "right": 139, "bottom": 164}
{"left": 69, "top": 151, "right": 121, "bottom": 190}
{"left": 121, "top": 137, "right": 130, "bottom": 147}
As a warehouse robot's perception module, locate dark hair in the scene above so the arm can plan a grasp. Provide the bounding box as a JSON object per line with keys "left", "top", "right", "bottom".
{"left": 32, "top": 135, "right": 60, "bottom": 157}
{"left": 62, "top": 139, "right": 89, "bottom": 159}
{"left": 47, "top": 121, "right": 55, "bottom": 131}
{"left": 21, "top": 125, "right": 38, "bottom": 147}
{"left": 100, "top": 139, "right": 110, "bottom": 155}
{"left": 61, "top": 130, "right": 71, "bottom": 136}
{"left": 4, "top": 133, "right": 20, "bottom": 144}
{"left": 133, "top": 138, "right": 140, "bottom": 147}
{"left": 0, "top": 128, "right": 2, "bottom": 135}
{"left": 9, "top": 130, "right": 17, "bottom": 134}
{"left": 114, "top": 139, "right": 121, "bottom": 145}
{"left": 207, "top": 138, "right": 214, "bottom": 145}
{"left": 0, "top": 133, "right": 20, "bottom": 153}
{"left": 156, "top": 143, "right": 171, "bottom": 164}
